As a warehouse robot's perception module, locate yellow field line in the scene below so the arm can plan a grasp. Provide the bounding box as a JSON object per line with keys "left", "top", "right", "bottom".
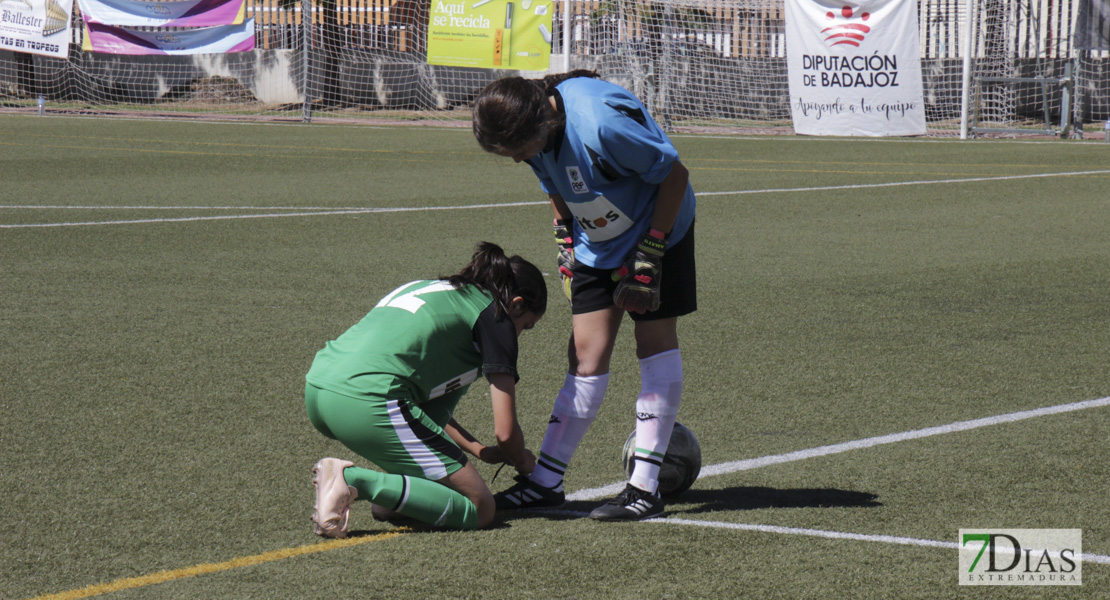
{"left": 0, "top": 134, "right": 1077, "bottom": 168}
{"left": 5, "top": 132, "right": 474, "bottom": 155}
{"left": 688, "top": 165, "right": 1034, "bottom": 177}
{"left": 693, "top": 157, "right": 1076, "bottom": 169}
{"left": 0, "top": 140, "right": 444, "bottom": 162}
{"left": 28, "top": 530, "right": 408, "bottom": 600}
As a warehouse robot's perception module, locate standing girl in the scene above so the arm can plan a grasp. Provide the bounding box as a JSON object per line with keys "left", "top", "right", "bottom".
{"left": 305, "top": 242, "right": 546, "bottom": 534}
{"left": 473, "top": 71, "right": 697, "bottom": 521}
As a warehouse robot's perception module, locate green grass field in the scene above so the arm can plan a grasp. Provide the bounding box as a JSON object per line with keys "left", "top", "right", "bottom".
{"left": 2, "top": 114, "right": 1109, "bottom": 599}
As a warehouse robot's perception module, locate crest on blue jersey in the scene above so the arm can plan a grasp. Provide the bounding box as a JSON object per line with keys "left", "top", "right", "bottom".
{"left": 565, "top": 166, "right": 590, "bottom": 194}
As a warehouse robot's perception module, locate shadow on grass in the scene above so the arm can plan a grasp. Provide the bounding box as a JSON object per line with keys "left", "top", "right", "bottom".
{"left": 496, "top": 486, "right": 881, "bottom": 525}
{"left": 347, "top": 506, "right": 587, "bottom": 534}
{"left": 347, "top": 486, "right": 881, "bottom": 533}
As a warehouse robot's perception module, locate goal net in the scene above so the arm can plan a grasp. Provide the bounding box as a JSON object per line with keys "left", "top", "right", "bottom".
{"left": 965, "top": 0, "right": 1109, "bottom": 136}
{"left": 1, "top": 0, "right": 1107, "bottom": 136}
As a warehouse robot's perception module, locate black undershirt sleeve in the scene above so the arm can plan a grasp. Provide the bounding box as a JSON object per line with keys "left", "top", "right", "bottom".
{"left": 472, "top": 304, "right": 520, "bottom": 383}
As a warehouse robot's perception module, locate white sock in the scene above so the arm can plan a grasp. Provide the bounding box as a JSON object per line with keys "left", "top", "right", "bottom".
{"left": 530, "top": 372, "right": 608, "bottom": 489}
{"left": 629, "top": 350, "right": 683, "bottom": 494}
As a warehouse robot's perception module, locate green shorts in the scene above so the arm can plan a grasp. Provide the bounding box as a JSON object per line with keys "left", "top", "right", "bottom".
{"left": 305, "top": 382, "right": 467, "bottom": 481}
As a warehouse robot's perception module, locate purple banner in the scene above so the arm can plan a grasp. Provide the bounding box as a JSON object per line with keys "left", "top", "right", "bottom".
{"left": 81, "top": 19, "right": 254, "bottom": 54}
{"left": 77, "top": 0, "right": 246, "bottom": 27}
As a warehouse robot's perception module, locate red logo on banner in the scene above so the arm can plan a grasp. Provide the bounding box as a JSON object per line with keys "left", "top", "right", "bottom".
{"left": 821, "top": 6, "right": 871, "bottom": 47}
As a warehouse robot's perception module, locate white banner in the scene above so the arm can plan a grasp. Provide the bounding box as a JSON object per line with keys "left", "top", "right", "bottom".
{"left": 0, "top": 0, "right": 75, "bottom": 58}
{"left": 786, "top": 0, "right": 926, "bottom": 136}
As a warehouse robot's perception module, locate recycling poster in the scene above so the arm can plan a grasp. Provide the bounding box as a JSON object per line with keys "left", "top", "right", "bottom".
{"left": 427, "top": 0, "right": 552, "bottom": 71}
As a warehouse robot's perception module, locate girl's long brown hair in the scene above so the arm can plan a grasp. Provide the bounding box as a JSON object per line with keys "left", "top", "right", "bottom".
{"left": 472, "top": 70, "right": 600, "bottom": 154}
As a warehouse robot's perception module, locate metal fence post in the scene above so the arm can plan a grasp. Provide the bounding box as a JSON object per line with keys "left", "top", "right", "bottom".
{"left": 659, "top": 0, "right": 674, "bottom": 131}
{"left": 302, "top": 0, "right": 312, "bottom": 123}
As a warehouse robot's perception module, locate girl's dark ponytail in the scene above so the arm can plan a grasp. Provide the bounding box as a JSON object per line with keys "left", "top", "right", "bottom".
{"left": 446, "top": 242, "right": 547, "bottom": 318}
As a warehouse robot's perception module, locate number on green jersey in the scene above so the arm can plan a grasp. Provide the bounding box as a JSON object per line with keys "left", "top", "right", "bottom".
{"left": 376, "top": 281, "right": 457, "bottom": 314}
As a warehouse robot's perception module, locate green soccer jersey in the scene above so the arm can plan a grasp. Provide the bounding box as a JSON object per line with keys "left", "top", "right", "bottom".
{"left": 306, "top": 280, "right": 504, "bottom": 404}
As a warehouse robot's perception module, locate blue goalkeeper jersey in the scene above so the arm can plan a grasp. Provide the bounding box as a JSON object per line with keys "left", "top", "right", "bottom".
{"left": 526, "top": 77, "right": 696, "bottom": 269}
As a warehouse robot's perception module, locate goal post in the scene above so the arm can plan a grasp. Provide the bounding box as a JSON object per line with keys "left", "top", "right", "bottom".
{"left": 959, "top": 0, "right": 974, "bottom": 138}
{"left": 958, "top": 0, "right": 1084, "bottom": 138}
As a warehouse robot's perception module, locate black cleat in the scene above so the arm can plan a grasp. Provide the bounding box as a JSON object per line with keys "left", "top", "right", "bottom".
{"left": 494, "top": 475, "right": 565, "bottom": 510}
{"left": 589, "top": 484, "right": 664, "bottom": 521}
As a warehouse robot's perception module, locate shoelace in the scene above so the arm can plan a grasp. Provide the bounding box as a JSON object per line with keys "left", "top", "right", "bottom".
{"left": 613, "top": 486, "right": 655, "bottom": 505}
{"left": 504, "top": 474, "right": 535, "bottom": 499}
{"left": 491, "top": 462, "right": 506, "bottom": 484}
{"left": 612, "top": 487, "right": 637, "bottom": 505}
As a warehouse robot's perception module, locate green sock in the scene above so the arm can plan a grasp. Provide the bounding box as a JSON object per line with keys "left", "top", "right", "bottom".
{"left": 344, "top": 466, "right": 478, "bottom": 530}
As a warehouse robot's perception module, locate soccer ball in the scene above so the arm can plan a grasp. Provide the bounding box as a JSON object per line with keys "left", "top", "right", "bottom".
{"left": 621, "top": 422, "right": 701, "bottom": 497}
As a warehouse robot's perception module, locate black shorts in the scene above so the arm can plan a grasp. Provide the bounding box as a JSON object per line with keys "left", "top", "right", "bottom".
{"left": 570, "top": 222, "right": 697, "bottom": 321}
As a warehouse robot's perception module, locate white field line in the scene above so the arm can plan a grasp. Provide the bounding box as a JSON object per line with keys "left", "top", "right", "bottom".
{"left": 533, "top": 510, "right": 1110, "bottom": 566}
{"left": 650, "top": 518, "right": 1110, "bottom": 566}
{"left": 0, "top": 201, "right": 545, "bottom": 229}
{"left": 4, "top": 168, "right": 1109, "bottom": 229}
{"left": 697, "top": 168, "right": 1110, "bottom": 197}
{"left": 0, "top": 205, "right": 392, "bottom": 210}
{"left": 569, "top": 396, "right": 1110, "bottom": 502}
{"left": 555, "top": 396, "right": 1110, "bottom": 565}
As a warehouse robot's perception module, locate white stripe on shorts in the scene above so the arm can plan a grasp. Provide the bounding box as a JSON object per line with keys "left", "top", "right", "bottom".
{"left": 386, "top": 398, "right": 449, "bottom": 481}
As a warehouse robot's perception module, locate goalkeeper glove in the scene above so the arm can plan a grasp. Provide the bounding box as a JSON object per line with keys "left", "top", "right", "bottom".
{"left": 613, "top": 228, "right": 666, "bottom": 313}
{"left": 554, "top": 219, "right": 574, "bottom": 301}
